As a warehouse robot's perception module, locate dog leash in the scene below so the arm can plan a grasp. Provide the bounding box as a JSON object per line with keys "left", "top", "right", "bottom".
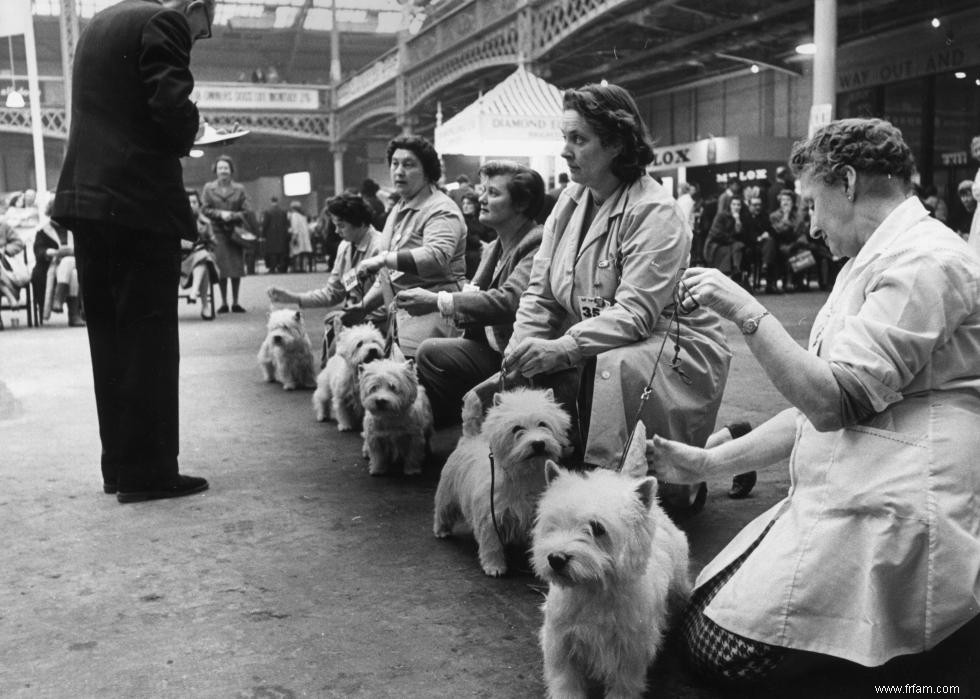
{"left": 615, "top": 277, "right": 697, "bottom": 472}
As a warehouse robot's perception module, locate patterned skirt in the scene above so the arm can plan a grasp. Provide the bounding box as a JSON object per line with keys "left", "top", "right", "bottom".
{"left": 681, "top": 521, "right": 786, "bottom": 683}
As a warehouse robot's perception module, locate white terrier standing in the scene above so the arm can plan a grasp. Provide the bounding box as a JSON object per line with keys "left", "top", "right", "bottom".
{"left": 434, "top": 388, "right": 571, "bottom": 577}
{"left": 532, "top": 421, "right": 690, "bottom": 699}
{"left": 359, "top": 358, "right": 433, "bottom": 476}
{"left": 313, "top": 323, "right": 385, "bottom": 430}
{"left": 257, "top": 309, "right": 317, "bottom": 390}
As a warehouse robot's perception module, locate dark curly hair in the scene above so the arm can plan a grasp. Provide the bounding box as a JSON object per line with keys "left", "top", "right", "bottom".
{"left": 562, "top": 83, "right": 654, "bottom": 183}
{"left": 477, "top": 160, "right": 546, "bottom": 220}
{"left": 789, "top": 118, "right": 915, "bottom": 186}
{"left": 386, "top": 134, "right": 441, "bottom": 183}
{"left": 326, "top": 192, "right": 374, "bottom": 227}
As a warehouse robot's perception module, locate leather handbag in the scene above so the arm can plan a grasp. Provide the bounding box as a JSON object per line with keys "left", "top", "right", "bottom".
{"left": 788, "top": 249, "right": 817, "bottom": 273}
{"left": 231, "top": 226, "right": 257, "bottom": 249}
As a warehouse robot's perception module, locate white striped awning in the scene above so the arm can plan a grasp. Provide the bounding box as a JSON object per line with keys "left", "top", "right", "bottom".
{"left": 434, "top": 67, "right": 565, "bottom": 157}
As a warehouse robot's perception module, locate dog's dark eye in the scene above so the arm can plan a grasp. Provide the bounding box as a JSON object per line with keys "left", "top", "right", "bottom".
{"left": 538, "top": 421, "right": 548, "bottom": 428}
{"left": 589, "top": 520, "right": 606, "bottom": 538}
{"left": 356, "top": 341, "right": 363, "bottom": 348}
{"left": 512, "top": 425, "right": 524, "bottom": 435}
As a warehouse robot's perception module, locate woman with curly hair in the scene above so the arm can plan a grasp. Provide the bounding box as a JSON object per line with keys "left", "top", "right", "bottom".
{"left": 650, "top": 118, "right": 980, "bottom": 683}
{"left": 345, "top": 135, "right": 466, "bottom": 358}
{"left": 485, "top": 83, "right": 731, "bottom": 514}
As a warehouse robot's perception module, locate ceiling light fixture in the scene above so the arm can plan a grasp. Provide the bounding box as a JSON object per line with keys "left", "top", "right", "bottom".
{"left": 955, "top": 71, "right": 967, "bottom": 79}
{"left": 750, "top": 64, "right": 760, "bottom": 74}
{"left": 795, "top": 42, "right": 816, "bottom": 55}
{"left": 931, "top": 17, "right": 941, "bottom": 28}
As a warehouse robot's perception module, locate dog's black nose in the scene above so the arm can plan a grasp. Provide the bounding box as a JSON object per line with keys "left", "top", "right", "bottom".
{"left": 364, "top": 348, "right": 381, "bottom": 363}
{"left": 272, "top": 336, "right": 283, "bottom": 345}
{"left": 548, "top": 553, "right": 568, "bottom": 572}
{"left": 531, "top": 440, "right": 546, "bottom": 454}
{"left": 374, "top": 398, "right": 388, "bottom": 410}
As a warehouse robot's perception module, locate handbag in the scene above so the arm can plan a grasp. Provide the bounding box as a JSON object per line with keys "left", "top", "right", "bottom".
{"left": 0, "top": 250, "right": 29, "bottom": 287}
{"left": 788, "top": 249, "right": 816, "bottom": 273}
{"left": 231, "top": 225, "right": 257, "bottom": 249}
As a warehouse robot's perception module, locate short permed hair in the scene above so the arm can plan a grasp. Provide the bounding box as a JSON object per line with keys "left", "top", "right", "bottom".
{"left": 386, "top": 134, "right": 441, "bottom": 183}
{"left": 478, "top": 160, "right": 546, "bottom": 219}
{"left": 789, "top": 118, "right": 915, "bottom": 186}
{"left": 326, "top": 192, "right": 374, "bottom": 227}
{"left": 562, "top": 83, "right": 655, "bottom": 183}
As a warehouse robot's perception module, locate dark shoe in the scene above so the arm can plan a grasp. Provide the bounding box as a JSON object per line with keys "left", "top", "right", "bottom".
{"left": 729, "top": 471, "right": 757, "bottom": 499}
{"left": 117, "top": 475, "right": 209, "bottom": 503}
{"left": 217, "top": 305, "right": 230, "bottom": 314}
{"left": 662, "top": 482, "right": 708, "bottom": 521}
{"left": 201, "top": 310, "right": 215, "bottom": 321}
{"left": 67, "top": 298, "right": 86, "bottom": 327}
{"left": 231, "top": 304, "right": 246, "bottom": 313}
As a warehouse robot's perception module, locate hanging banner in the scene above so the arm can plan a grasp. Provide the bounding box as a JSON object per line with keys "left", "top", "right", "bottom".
{"left": 191, "top": 84, "right": 321, "bottom": 111}
{"left": 0, "top": 0, "right": 31, "bottom": 38}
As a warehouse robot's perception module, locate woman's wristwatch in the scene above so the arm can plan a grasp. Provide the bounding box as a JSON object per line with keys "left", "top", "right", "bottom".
{"left": 740, "top": 309, "right": 771, "bottom": 335}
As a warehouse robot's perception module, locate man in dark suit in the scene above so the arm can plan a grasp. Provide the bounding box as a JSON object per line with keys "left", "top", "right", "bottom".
{"left": 261, "top": 196, "right": 290, "bottom": 273}
{"left": 52, "top": 0, "right": 215, "bottom": 503}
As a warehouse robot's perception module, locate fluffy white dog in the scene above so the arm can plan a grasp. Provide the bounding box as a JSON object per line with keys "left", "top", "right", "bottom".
{"left": 434, "top": 388, "right": 571, "bottom": 577}
{"left": 257, "top": 309, "right": 317, "bottom": 390}
{"left": 313, "top": 323, "right": 385, "bottom": 430}
{"left": 359, "top": 358, "right": 433, "bottom": 476}
{"left": 532, "top": 421, "right": 690, "bottom": 699}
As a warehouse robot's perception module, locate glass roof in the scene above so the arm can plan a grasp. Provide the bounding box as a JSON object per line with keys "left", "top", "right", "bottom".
{"left": 32, "top": 0, "right": 427, "bottom": 33}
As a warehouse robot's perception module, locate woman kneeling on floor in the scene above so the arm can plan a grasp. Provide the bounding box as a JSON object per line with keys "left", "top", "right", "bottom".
{"left": 648, "top": 117, "right": 980, "bottom": 684}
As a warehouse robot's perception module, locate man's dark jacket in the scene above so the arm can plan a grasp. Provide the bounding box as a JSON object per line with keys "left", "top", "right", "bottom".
{"left": 53, "top": 0, "right": 199, "bottom": 239}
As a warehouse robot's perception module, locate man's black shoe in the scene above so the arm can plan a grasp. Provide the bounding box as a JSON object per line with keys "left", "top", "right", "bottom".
{"left": 729, "top": 471, "right": 757, "bottom": 499}
{"left": 117, "top": 475, "right": 209, "bottom": 503}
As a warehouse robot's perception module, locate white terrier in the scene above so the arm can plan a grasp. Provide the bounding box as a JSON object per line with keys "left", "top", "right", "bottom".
{"left": 257, "top": 309, "right": 317, "bottom": 390}
{"left": 532, "top": 421, "right": 690, "bottom": 699}
{"left": 359, "top": 358, "right": 433, "bottom": 476}
{"left": 434, "top": 388, "right": 571, "bottom": 577}
{"left": 313, "top": 323, "right": 385, "bottom": 430}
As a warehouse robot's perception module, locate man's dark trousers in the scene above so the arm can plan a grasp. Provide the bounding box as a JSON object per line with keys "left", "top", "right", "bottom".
{"left": 74, "top": 222, "right": 181, "bottom": 492}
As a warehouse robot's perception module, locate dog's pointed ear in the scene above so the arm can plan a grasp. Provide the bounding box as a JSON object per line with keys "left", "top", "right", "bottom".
{"left": 492, "top": 392, "right": 503, "bottom": 407}
{"left": 542, "top": 388, "right": 555, "bottom": 402}
{"left": 635, "top": 476, "right": 658, "bottom": 510}
{"left": 544, "top": 459, "right": 564, "bottom": 485}
{"left": 293, "top": 310, "right": 302, "bottom": 322}
{"left": 619, "top": 420, "right": 649, "bottom": 478}
{"left": 404, "top": 358, "right": 416, "bottom": 375}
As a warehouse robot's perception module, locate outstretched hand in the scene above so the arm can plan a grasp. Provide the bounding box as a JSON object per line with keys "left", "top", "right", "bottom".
{"left": 645, "top": 434, "right": 711, "bottom": 485}
{"left": 679, "top": 267, "right": 764, "bottom": 325}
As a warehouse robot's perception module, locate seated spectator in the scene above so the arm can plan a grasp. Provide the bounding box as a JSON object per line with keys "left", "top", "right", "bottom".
{"left": 949, "top": 179, "right": 976, "bottom": 239}
{"left": 921, "top": 184, "right": 948, "bottom": 222}
{"left": 743, "top": 196, "right": 772, "bottom": 291}
{"left": 0, "top": 220, "right": 29, "bottom": 306}
{"left": 268, "top": 193, "right": 386, "bottom": 362}
{"left": 413, "top": 161, "right": 545, "bottom": 427}
{"left": 32, "top": 199, "right": 84, "bottom": 326}
{"left": 459, "top": 191, "right": 493, "bottom": 280}
{"left": 767, "top": 189, "right": 802, "bottom": 291}
{"left": 179, "top": 190, "right": 218, "bottom": 320}
{"left": 704, "top": 197, "right": 747, "bottom": 283}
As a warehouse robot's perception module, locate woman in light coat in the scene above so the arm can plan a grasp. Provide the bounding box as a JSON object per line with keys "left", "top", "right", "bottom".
{"left": 650, "top": 118, "right": 980, "bottom": 682}
{"left": 499, "top": 83, "right": 731, "bottom": 512}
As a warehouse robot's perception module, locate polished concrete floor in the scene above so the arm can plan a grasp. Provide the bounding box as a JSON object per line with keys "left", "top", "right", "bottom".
{"left": 1, "top": 274, "right": 977, "bottom": 698}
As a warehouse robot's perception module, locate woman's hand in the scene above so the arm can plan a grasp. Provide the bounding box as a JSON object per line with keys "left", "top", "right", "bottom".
{"left": 267, "top": 286, "right": 296, "bottom": 304}
{"left": 395, "top": 288, "right": 438, "bottom": 316}
{"left": 356, "top": 255, "right": 386, "bottom": 281}
{"left": 680, "top": 267, "right": 765, "bottom": 325}
{"left": 645, "top": 434, "right": 711, "bottom": 485}
{"left": 219, "top": 210, "right": 233, "bottom": 222}
{"left": 502, "top": 337, "right": 571, "bottom": 380}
